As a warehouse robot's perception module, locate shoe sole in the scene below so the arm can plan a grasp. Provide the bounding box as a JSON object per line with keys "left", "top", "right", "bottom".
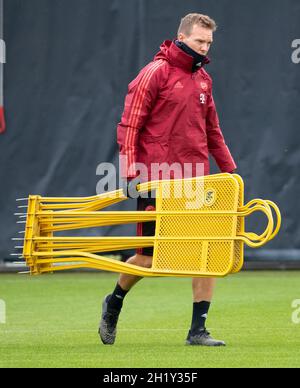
{"left": 185, "top": 340, "right": 226, "bottom": 346}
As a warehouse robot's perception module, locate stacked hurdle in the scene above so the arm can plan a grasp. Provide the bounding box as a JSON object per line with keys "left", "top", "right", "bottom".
{"left": 13, "top": 173, "right": 281, "bottom": 277}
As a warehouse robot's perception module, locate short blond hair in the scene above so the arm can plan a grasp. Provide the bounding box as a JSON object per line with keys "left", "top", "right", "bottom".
{"left": 178, "top": 13, "right": 217, "bottom": 35}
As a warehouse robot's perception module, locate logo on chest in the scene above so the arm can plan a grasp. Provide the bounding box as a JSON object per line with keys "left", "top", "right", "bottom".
{"left": 200, "top": 82, "right": 208, "bottom": 91}
{"left": 199, "top": 93, "right": 206, "bottom": 104}
{"left": 199, "top": 81, "right": 208, "bottom": 104}
{"left": 174, "top": 81, "right": 184, "bottom": 89}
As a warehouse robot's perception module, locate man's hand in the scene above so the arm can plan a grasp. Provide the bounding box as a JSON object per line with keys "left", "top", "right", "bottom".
{"left": 122, "top": 178, "right": 140, "bottom": 199}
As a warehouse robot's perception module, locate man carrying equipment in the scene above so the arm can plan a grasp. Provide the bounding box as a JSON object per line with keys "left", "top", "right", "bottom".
{"left": 99, "top": 13, "right": 236, "bottom": 346}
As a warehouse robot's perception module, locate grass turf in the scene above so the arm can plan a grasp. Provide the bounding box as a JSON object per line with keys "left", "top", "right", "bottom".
{"left": 0, "top": 270, "right": 300, "bottom": 368}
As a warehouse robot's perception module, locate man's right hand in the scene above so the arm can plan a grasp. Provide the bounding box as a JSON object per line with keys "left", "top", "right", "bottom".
{"left": 122, "top": 178, "right": 140, "bottom": 199}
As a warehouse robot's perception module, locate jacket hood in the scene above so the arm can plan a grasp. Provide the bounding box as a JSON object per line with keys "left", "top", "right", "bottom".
{"left": 154, "top": 40, "right": 210, "bottom": 72}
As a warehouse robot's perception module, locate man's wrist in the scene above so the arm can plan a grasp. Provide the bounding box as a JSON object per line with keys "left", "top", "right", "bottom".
{"left": 122, "top": 178, "right": 139, "bottom": 198}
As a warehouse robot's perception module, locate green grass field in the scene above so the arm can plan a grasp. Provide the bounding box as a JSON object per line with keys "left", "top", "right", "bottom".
{"left": 0, "top": 271, "right": 300, "bottom": 368}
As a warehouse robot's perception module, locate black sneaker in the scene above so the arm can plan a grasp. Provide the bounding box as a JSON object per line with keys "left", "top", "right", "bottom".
{"left": 186, "top": 328, "right": 226, "bottom": 346}
{"left": 98, "top": 294, "right": 120, "bottom": 345}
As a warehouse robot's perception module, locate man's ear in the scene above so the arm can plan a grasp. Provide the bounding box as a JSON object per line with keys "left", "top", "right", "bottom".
{"left": 177, "top": 32, "right": 185, "bottom": 41}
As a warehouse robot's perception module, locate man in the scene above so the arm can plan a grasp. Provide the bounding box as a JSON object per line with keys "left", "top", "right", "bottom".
{"left": 99, "top": 13, "right": 236, "bottom": 346}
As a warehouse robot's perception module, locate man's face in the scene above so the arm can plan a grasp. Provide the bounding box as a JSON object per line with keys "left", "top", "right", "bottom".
{"left": 178, "top": 24, "right": 213, "bottom": 56}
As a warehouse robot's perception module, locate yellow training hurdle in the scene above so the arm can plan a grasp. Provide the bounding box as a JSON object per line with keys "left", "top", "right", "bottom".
{"left": 15, "top": 173, "right": 281, "bottom": 277}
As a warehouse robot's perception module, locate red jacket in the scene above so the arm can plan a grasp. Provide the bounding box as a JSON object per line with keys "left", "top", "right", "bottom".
{"left": 117, "top": 40, "right": 236, "bottom": 180}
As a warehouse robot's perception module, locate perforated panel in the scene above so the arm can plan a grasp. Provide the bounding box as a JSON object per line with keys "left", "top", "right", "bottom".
{"left": 231, "top": 174, "right": 245, "bottom": 273}
{"left": 206, "top": 242, "right": 233, "bottom": 274}
{"left": 152, "top": 175, "right": 239, "bottom": 276}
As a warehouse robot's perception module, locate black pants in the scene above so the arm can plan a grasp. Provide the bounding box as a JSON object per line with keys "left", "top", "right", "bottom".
{"left": 136, "top": 195, "right": 156, "bottom": 256}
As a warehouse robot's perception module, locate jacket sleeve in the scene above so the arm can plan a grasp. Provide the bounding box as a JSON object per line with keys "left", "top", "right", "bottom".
{"left": 206, "top": 91, "right": 237, "bottom": 173}
{"left": 117, "top": 61, "right": 163, "bottom": 178}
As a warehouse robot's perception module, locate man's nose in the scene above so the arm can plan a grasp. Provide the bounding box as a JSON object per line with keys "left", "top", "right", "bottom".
{"left": 200, "top": 44, "right": 209, "bottom": 53}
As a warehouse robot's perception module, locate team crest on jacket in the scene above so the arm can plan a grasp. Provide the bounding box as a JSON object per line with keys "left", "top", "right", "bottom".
{"left": 200, "top": 82, "right": 208, "bottom": 91}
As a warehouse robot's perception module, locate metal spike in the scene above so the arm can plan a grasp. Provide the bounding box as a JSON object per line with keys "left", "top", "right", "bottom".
{"left": 14, "top": 246, "right": 24, "bottom": 249}
{"left": 17, "top": 221, "right": 26, "bottom": 224}
{"left": 14, "top": 213, "right": 27, "bottom": 216}
{"left": 18, "top": 205, "right": 28, "bottom": 209}
{"left": 18, "top": 231, "right": 25, "bottom": 234}
{"left": 18, "top": 271, "right": 31, "bottom": 274}
{"left": 12, "top": 238, "right": 24, "bottom": 241}
{"left": 13, "top": 262, "right": 26, "bottom": 265}
{"left": 10, "top": 253, "right": 23, "bottom": 257}
{"left": 16, "top": 198, "right": 28, "bottom": 202}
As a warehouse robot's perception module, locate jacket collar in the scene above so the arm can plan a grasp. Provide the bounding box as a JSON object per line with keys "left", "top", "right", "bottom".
{"left": 174, "top": 40, "right": 210, "bottom": 72}
{"left": 154, "top": 40, "right": 210, "bottom": 73}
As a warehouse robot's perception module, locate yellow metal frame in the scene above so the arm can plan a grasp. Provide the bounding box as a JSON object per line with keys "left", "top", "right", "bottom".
{"left": 20, "top": 173, "right": 281, "bottom": 277}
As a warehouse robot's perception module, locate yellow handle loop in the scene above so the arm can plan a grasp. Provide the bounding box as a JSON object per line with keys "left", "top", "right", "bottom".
{"left": 264, "top": 200, "right": 281, "bottom": 241}
{"left": 237, "top": 201, "right": 274, "bottom": 248}
{"left": 238, "top": 198, "right": 281, "bottom": 243}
